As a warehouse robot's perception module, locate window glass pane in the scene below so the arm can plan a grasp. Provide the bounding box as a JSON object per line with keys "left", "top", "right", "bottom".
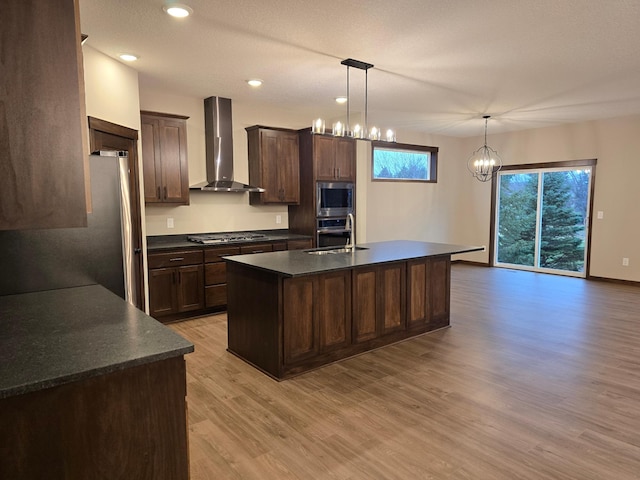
{"left": 373, "top": 147, "right": 430, "bottom": 180}
{"left": 539, "top": 169, "right": 590, "bottom": 272}
{"left": 497, "top": 173, "right": 539, "bottom": 266}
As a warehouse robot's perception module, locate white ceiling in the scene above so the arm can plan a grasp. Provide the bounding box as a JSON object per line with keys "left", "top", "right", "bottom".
{"left": 78, "top": 0, "right": 640, "bottom": 137}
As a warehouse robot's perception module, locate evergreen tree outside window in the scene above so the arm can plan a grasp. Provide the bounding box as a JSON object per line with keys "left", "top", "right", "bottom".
{"left": 495, "top": 166, "right": 592, "bottom": 277}
{"left": 371, "top": 141, "right": 438, "bottom": 182}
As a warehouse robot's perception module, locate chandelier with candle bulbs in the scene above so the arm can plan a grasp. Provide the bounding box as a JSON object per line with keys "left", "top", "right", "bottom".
{"left": 312, "top": 58, "right": 395, "bottom": 143}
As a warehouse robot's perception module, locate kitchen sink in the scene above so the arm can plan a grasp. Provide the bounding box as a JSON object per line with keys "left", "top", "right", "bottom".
{"left": 306, "top": 246, "right": 368, "bottom": 255}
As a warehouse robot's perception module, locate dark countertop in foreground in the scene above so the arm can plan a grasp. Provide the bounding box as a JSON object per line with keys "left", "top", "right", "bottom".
{"left": 224, "top": 240, "right": 484, "bottom": 277}
{"left": 0, "top": 285, "right": 194, "bottom": 399}
{"left": 147, "top": 229, "right": 313, "bottom": 251}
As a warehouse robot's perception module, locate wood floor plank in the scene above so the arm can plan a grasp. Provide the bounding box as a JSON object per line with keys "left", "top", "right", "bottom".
{"left": 170, "top": 265, "right": 640, "bottom": 479}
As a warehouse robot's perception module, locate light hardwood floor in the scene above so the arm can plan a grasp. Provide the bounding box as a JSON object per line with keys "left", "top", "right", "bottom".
{"left": 170, "top": 264, "right": 640, "bottom": 479}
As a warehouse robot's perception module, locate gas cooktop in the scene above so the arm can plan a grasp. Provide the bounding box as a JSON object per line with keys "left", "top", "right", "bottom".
{"left": 187, "top": 232, "right": 268, "bottom": 245}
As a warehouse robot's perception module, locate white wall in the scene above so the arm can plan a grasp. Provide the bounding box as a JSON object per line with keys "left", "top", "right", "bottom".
{"left": 449, "top": 115, "right": 640, "bottom": 282}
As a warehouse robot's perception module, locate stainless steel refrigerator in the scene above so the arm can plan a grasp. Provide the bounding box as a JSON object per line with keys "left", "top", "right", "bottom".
{"left": 0, "top": 152, "right": 135, "bottom": 302}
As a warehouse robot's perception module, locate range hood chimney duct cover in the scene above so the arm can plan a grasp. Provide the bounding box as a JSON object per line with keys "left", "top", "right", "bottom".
{"left": 190, "top": 96, "right": 264, "bottom": 192}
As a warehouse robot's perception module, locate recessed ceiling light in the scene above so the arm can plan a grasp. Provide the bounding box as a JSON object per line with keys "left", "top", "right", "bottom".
{"left": 335, "top": 96, "right": 348, "bottom": 104}
{"left": 119, "top": 53, "right": 138, "bottom": 62}
{"left": 163, "top": 4, "right": 193, "bottom": 18}
{"left": 247, "top": 79, "right": 263, "bottom": 87}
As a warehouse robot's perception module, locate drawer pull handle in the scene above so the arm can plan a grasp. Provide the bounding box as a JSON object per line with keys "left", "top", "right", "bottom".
{"left": 169, "top": 257, "right": 185, "bottom": 262}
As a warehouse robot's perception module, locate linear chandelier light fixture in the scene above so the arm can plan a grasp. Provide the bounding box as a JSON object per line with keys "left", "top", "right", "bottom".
{"left": 467, "top": 115, "right": 503, "bottom": 182}
{"left": 312, "top": 58, "right": 396, "bottom": 142}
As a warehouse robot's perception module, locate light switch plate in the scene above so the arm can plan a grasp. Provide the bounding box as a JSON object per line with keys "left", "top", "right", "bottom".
{"left": 597, "top": 211, "right": 604, "bottom": 219}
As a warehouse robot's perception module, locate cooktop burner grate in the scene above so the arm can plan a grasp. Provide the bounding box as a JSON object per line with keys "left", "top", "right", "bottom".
{"left": 187, "top": 232, "right": 268, "bottom": 244}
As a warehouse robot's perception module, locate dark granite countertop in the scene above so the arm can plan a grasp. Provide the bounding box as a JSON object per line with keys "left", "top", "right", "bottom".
{"left": 146, "top": 229, "right": 312, "bottom": 251}
{"left": 0, "top": 285, "right": 194, "bottom": 399}
{"left": 224, "top": 240, "right": 484, "bottom": 277}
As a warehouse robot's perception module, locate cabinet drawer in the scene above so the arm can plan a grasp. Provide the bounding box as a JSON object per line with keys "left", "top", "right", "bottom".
{"left": 148, "top": 250, "right": 203, "bottom": 268}
{"left": 205, "top": 284, "right": 227, "bottom": 307}
{"left": 240, "top": 243, "right": 274, "bottom": 254}
{"left": 272, "top": 241, "right": 287, "bottom": 251}
{"left": 205, "top": 263, "right": 226, "bottom": 285}
{"left": 287, "top": 239, "right": 313, "bottom": 250}
{"left": 204, "top": 246, "right": 241, "bottom": 263}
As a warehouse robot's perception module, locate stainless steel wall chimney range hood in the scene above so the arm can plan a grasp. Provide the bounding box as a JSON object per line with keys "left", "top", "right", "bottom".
{"left": 190, "top": 96, "right": 264, "bottom": 193}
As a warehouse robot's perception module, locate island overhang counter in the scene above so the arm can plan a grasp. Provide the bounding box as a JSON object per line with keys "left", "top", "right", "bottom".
{"left": 224, "top": 240, "right": 483, "bottom": 379}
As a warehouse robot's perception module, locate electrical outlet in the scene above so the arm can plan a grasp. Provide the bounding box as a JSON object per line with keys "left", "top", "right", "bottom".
{"left": 622, "top": 257, "right": 629, "bottom": 266}
{"left": 167, "top": 217, "right": 174, "bottom": 229}
{"left": 276, "top": 215, "right": 282, "bottom": 224}
{"left": 597, "top": 211, "right": 604, "bottom": 219}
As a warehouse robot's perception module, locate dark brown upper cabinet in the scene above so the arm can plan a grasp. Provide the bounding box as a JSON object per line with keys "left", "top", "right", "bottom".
{"left": 141, "top": 112, "right": 190, "bottom": 205}
{"left": 313, "top": 135, "right": 356, "bottom": 182}
{"left": 246, "top": 126, "right": 300, "bottom": 205}
{"left": 1, "top": 0, "right": 88, "bottom": 230}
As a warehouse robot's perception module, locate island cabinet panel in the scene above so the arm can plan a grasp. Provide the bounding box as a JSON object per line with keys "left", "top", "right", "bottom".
{"left": 226, "top": 263, "right": 281, "bottom": 377}
{"left": 283, "top": 270, "right": 352, "bottom": 364}
{"left": 0, "top": 356, "right": 189, "bottom": 480}
{"left": 353, "top": 269, "right": 378, "bottom": 343}
{"left": 318, "top": 271, "right": 352, "bottom": 351}
{"left": 353, "top": 263, "right": 406, "bottom": 343}
{"left": 407, "top": 257, "right": 451, "bottom": 330}
{"left": 283, "top": 276, "right": 318, "bottom": 364}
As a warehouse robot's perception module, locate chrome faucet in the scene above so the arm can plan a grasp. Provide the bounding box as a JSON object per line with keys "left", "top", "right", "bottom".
{"left": 345, "top": 213, "right": 355, "bottom": 248}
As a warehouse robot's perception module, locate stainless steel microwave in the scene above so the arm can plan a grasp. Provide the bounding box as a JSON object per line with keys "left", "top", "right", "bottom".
{"left": 316, "top": 181, "right": 354, "bottom": 217}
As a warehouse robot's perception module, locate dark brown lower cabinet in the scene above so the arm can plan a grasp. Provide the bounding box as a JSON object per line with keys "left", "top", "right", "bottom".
{"left": 283, "top": 270, "right": 351, "bottom": 365}
{"left": 353, "top": 262, "right": 406, "bottom": 343}
{"left": 408, "top": 257, "right": 450, "bottom": 330}
{"left": 148, "top": 250, "right": 204, "bottom": 321}
{"left": 227, "top": 254, "right": 452, "bottom": 379}
{"left": 0, "top": 356, "right": 189, "bottom": 480}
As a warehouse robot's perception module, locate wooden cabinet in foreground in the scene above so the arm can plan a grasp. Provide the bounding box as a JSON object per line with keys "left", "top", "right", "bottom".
{"left": 246, "top": 126, "right": 300, "bottom": 205}
{"left": 141, "top": 112, "right": 190, "bottom": 205}
{"left": 1, "top": 0, "right": 88, "bottom": 230}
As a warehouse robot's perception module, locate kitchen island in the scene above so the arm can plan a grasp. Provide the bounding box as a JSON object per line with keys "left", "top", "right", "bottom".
{"left": 225, "top": 240, "right": 482, "bottom": 379}
{"left": 0, "top": 285, "right": 194, "bottom": 480}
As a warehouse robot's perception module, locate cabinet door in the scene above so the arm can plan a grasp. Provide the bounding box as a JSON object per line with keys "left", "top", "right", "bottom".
{"left": 407, "top": 257, "right": 450, "bottom": 329}
{"left": 283, "top": 276, "right": 318, "bottom": 364}
{"left": 149, "top": 268, "right": 178, "bottom": 317}
{"left": 1, "top": 0, "right": 87, "bottom": 230}
{"left": 313, "top": 135, "right": 337, "bottom": 180}
{"left": 278, "top": 131, "right": 300, "bottom": 203}
{"left": 353, "top": 267, "right": 378, "bottom": 343}
{"left": 318, "top": 270, "right": 351, "bottom": 352}
{"left": 176, "top": 265, "right": 204, "bottom": 312}
{"left": 141, "top": 118, "right": 162, "bottom": 203}
{"left": 258, "top": 129, "right": 282, "bottom": 203}
{"left": 380, "top": 263, "right": 405, "bottom": 335}
{"left": 141, "top": 113, "right": 189, "bottom": 205}
{"left": 158, "top": 117, "right": 189, "bottom": 204}
{"left": 334, "top": 137, "right": 356, "bottom": 181}
{"left": 353, "top": 263, "right": 405, "bottom": 343}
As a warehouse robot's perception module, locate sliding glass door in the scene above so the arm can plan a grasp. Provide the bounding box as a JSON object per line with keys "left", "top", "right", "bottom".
{"left": 495, "top": 167, "right": 592, "bottom": 277}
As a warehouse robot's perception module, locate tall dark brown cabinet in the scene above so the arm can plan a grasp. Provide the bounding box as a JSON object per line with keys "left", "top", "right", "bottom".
{"left": 288, "top": 129, "right": 357, "bottom": 246}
